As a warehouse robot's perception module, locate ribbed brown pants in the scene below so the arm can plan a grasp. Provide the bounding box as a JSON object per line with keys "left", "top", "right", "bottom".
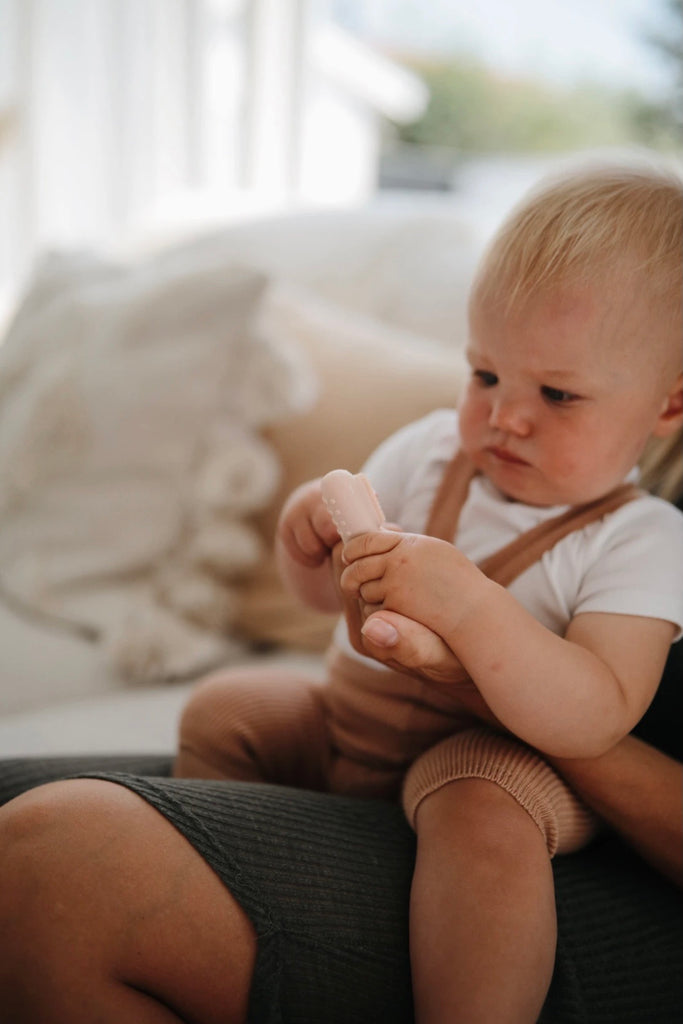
{"left": 177, "top": 660, "right": 597, "bottom": 856}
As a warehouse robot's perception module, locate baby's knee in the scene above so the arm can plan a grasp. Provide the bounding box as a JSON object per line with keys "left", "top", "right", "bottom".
{"left": 410, "top": 776, "right": 545, "bottom": 878}
{"left": 177, "top": 671, "right": 249, "bottom": 749}
{"left": 175, "top": 668, "right": 294, "bottom": 780}
{"left": 403, "top": 728, "right": 598, "bottom": 857}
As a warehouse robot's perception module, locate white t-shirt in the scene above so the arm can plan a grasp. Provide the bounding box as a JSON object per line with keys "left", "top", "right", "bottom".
{"left": 333, "top": 409, "right": 683, "bottom": 660}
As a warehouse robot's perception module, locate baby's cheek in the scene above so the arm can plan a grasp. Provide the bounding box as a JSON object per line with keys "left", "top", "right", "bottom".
{"left": 549, "top": 444, "right": 589, "bottom": 487}
{"left": 458, "top": 391, "right": 487, "bottom": 447}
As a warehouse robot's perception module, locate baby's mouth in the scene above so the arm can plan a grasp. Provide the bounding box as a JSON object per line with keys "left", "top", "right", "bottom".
{"left": 487, "top": 446, "right": 529, "bottom": 466}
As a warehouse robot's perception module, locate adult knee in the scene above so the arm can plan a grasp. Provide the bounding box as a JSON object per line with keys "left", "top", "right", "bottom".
{"left": 0, "top": 779, "right": 259, "bottom": 1024}
{"left": 0, "top": 778, "right": 119, "bottom": 930}
{"left": 0, "top": 781, "right": 71, "bottom": 928}
{"left": 0, "top": 781, "right": 113, "bottom": 1017}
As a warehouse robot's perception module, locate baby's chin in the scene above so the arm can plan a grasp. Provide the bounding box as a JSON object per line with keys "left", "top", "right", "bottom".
{"left": 485, "top": 470, "right": 575, "bottom": 508}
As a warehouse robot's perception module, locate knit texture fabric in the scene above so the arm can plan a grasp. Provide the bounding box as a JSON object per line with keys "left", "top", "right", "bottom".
{"left": 402, "top": 727, "right": 598, "bottom": 855}
{"left": 1, "top": 754, "right": 682, "bottom": 1023}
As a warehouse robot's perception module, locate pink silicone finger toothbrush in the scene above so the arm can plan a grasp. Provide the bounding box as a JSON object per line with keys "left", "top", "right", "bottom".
{"left": 321, "top": 470, "right": 386, "bottom": 543}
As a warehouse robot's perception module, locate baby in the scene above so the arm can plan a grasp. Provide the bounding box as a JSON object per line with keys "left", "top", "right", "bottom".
{"left": 176, "top": 164, "right": 683, "bottom": 1023}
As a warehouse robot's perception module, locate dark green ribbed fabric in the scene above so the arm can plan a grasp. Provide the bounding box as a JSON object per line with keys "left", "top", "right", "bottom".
{"left": 0, "top": 759, "right": 414, "bottom": 1023}
{"left": 2, "top": 754, "right": 682, "bottom": 1023}
{"left": 3, "top": 626, "right": 682, "bottom": 1022}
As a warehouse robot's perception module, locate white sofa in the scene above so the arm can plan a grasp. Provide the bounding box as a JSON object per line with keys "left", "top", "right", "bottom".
{"left": 0, "top": 197, "right": 492, "bottom": 757}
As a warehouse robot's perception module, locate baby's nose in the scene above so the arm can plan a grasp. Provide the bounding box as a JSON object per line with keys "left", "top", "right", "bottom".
{"left": 489, "top": 397, "right": 532, "bottom": 436}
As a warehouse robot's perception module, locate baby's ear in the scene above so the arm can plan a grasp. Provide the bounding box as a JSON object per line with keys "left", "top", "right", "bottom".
{"left": 653, "top": 372, "right": 683, "bottom": 437}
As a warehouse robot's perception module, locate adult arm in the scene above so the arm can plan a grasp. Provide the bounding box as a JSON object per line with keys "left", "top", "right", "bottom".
{"left": 548, "top": 737, "right": 683, "bottom": 888}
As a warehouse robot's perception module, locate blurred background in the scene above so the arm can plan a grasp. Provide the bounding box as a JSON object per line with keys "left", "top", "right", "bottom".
{"left": 0, "top": 0, "right": 680, "bottom": 316}
{"left": 0, "top": 0, "right": 681, "bottom": 739}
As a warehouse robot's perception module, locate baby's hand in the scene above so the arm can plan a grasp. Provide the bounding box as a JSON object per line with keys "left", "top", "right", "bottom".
{"left": 277, "top": 479, "right": 341, "bottom": 569}
{"left": 340, "top": 531, "right": 482, "bottom": 642}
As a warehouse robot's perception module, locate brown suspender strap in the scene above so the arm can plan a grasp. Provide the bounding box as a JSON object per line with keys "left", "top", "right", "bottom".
{"left": 478, "top": 482, "right": 642, "bottom": 588}
{"left": 325, "top": 448, "right": 644, "bottom": 778}
{"left": 423, "top": 445, "right": 642, "bottom": 589}
{"left": 424, "top": 449, "right": 478, "bottom": 540}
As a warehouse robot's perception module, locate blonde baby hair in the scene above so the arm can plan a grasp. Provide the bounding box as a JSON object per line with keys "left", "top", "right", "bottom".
{"left": 470, "top": 161, "right": 683, "bottom": 503}
{"left": 471, "top": 162, "right": 682, "bottom": 313}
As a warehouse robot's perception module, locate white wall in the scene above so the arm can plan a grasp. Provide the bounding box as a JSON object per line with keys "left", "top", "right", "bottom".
{"left": 300, "top": 82, "right": 380, "bottom": 204}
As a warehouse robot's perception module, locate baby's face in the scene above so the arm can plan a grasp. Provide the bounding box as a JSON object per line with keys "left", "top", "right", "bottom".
{"left": 459, "top": 285, "right": 678, "bottom": 507}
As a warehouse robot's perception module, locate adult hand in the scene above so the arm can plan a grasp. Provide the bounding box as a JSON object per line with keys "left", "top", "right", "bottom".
{"left": 359, "top": 609, "right": 501, "bottom": 727}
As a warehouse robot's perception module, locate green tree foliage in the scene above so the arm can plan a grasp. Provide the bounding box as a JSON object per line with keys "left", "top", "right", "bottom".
{"left": 397, "top": 56, "right": 656, "bottom": 154}
{"left": 645, "top": 0, "right": 683, "bottom": 69}
{"left": 641, "top": 0, "right": 683, "bottom": 135}
{"left": 396, "top": 0, "right": 682, "bottom": 156}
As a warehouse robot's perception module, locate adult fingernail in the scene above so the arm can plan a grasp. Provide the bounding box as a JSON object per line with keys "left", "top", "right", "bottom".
{"left": 361, "top": 619, "right": 399, "bottom": 647}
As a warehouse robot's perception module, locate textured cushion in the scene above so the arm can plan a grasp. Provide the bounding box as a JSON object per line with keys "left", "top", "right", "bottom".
{"left": 149, "top": 204, "right": 480, "bottom": 343}
{"left": 0, "top": 251, "right": 315, "bottom": 698}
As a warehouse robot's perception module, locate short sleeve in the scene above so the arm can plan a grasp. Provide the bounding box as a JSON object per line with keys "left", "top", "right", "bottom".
{"left": 572, "top": 495, "right": 683, "bottom": 640}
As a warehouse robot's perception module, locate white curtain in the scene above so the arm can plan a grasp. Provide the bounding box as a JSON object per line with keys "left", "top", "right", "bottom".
{"left": 0, "top": 0, "right": 311, "bottom": 296}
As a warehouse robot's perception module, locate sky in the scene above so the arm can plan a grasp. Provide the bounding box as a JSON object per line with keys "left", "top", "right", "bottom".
{"left": 329, "top": 0, "right": 676, "bottom": 99}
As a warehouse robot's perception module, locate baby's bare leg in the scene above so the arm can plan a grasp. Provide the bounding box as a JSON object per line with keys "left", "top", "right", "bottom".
{"left": 175, "top": 667, "right": 328, "bottom": 786}
{"left": 410, "top": 778, "right": 556, "bottom": 1024}
{"left": 0, "top": 779, "right": 256, "bottom": 1024}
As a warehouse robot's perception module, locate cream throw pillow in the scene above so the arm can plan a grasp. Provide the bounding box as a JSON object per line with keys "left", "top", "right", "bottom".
{"left": 0, "top": 253, "right": 315, "bottom": 685}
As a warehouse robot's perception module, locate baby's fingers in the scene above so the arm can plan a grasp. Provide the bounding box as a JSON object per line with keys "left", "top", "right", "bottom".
{"left": 280, "top": 504, "right": 338, "bottom": 566}
{"left": 339, "top": 555, "right": 387, "bottom": 599}
{"left": 279, "top": 518, "right": 329, "bottom": 567}
{"left": 310, "top": 500, "right": 343, "bottom": 550}
{"left": 356, "top": 579, "right": 386, "bottom": 606}
{"left": 343, "top": 529, "right": 403, "bottom": 564}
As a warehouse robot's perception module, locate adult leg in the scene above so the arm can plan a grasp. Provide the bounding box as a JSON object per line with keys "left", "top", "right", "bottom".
{"left": 409, "top": 777, "right": 556, "bottom": 1024}
{"left": 0, "top": 778, "right": 257, "bottom": 1024}
{"left": 175, "top": 667, "right": 329, "bottom": 786}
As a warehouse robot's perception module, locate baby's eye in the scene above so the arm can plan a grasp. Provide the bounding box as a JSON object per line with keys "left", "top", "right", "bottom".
{"left": 474, "top": 370, "right": 498, "bottom": 387}
{"left": 542, "top": 386, "right": 579, "bottom": 404}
